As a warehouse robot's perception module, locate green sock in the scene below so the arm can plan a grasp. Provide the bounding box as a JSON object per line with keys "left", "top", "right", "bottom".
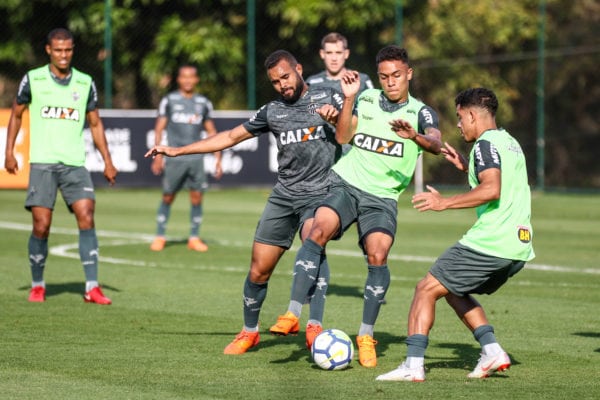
{"left": 290, "top": 239, "right": 322, "bottom": 306}
{"left": 28, "top": 234, "right": 48, "bottom": 283}
{"left": 359, "top": 265, "right": 390, "bottom": 335}
{"left": 156, "top": 201, "right": 171, "bottom": 236}
{"left": 79, "top": 229, "right": 99, "bottom": 282}
{"left": 242, "top": 274, "right": 268, "bottom": 330}
{"left": 307, "top": 254, "right": 329, "bottom": 325}
{"left": 190, "top": 204, "right": 202, "bottom": 237}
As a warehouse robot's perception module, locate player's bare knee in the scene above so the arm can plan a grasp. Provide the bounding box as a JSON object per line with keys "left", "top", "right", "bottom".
{"left": 248, "top": 267, "right": 272, "bottom": 283}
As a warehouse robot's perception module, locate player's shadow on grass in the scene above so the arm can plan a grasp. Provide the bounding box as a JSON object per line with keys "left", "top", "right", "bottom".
{"left": 424, "top": 342, "right": 519, "bottom": 376}
{"left": 572, "top": 332, "right": 600, "bottom": 353}
{"left": 160, "top": 238, "right": 214, "bottom": 250}
{"left": 19, "top": 281, "right": 120, "bottom": 298}
{"left": 325, "top": 283, "right": 363, "bottom": 298}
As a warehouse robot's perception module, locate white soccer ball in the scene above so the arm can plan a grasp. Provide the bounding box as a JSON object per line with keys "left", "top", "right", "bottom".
{"left": 311, "top": 328, "right": 354, "bottom": 370}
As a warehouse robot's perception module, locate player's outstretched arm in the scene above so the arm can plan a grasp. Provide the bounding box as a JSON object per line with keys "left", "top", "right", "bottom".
{"left": 412, "top": 168, "right": 500, "bottom": 212}
{"left": 441, "top": 141, "right": 468, "bottom": 172}
{"left": 389, "top": 119, "right": 442, "bottom": 155}
{"left": 335, "top": 71, "right": 361, "bottom": 144}
{"left": 145, "top": 124, "right": 253, "bottom": 158}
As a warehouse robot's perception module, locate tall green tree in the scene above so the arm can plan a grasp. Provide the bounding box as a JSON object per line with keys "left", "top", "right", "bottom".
{"left": 0, "top": 0, "right": 597, "bottom": 187}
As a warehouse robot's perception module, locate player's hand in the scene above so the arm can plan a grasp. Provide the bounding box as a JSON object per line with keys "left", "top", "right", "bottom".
{"left": 441, "top": 142, "right": 468, "bottom": 172}
{"left": 145, "top": 145, "right": 177, "bottom": 158}
{"left": 340, "top": 70, "right": 361, "bottom": 98}
{"left": 317, "top": 104, "right": 339, "bottom": 125}
{"left": 412, "top": 185, "right": 445, "bottom": 212}
{"left": 213, "top": 160, "right": 223, "bottom": 180}
{"left": 4, "top": 154, "right": 19, "bottom": 175}
{"left": 150, "top": 155, "right": 164, "bottom": 175}
{"left": 389, "top": 119, "right": 418, "bottom": 140}
{"left": 104, "top": 163, "right": 118, "bottom": 186}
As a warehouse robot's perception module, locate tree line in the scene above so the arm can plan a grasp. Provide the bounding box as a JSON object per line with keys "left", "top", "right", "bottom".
{"left": 0, "top": 0, "right": 598, "bottom": 188}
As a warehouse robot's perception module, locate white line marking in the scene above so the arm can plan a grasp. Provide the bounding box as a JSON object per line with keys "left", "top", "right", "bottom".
{"left": 1, "top": 220, "right": 598, "bottom": 275}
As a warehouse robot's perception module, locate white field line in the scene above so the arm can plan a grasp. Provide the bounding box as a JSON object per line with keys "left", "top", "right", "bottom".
{"left": 1, "top": 220, "right": 599, "bottom": 277}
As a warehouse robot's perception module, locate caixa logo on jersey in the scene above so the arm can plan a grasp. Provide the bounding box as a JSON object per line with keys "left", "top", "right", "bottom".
{"left": 353, "top": 133, "right": 404, "bottom": 157}
{"left": 172, "top": 112, "right": 203, "bottom": 125}
{"left": 279, "top": 125, "right": 327, "bottom": 145}
{"left": 40, "top": 106, "right": 80, "bottom": 122}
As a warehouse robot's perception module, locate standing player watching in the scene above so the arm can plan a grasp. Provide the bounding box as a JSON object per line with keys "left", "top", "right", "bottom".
{"left": 3, "top": 28, "right": 117, "bottom": 304}
{"left": 376, "top": 87, "right": 534, "bottom": 382}
{"left": 146, "top": 50, "right": 344, "bottom": 354}
{"left": 306, "top": 32, "right": 373, "bottom": 94}
{"left": 149, "top": 65, "right": 222, "bottom": 252}
{"left": 269, "top": 45, "right": 442, "bottom": 368}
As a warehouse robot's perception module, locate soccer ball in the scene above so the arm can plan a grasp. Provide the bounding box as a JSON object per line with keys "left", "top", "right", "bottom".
{"left": 311, "top": 329, "right": 354, "bottom": 370}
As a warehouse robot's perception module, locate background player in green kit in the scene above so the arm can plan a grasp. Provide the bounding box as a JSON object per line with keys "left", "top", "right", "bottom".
{"left": 149, "top": 65, "right": 222, "bottom": 252}
{"left": 146, "top": 50, "right": 344, "bottom": 354}
{"left": 306, "top": 32, "right": 373, "bottom": 94}
{"left": 3, "top": 28, "right": 117, "bottom": 304}
{"left": 376, "top": 88, "right": 535, "bottom": 382}
{"left": 270, "top": 45, "right": 442, "bottom": 368}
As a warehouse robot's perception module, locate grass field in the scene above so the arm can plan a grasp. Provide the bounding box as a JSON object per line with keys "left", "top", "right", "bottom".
{"left": 1, "top": 187, "right": 599, "bottom": 399}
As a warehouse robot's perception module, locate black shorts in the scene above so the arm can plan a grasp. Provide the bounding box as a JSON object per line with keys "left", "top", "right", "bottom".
{"left": 163, "top": 158, "right": 207, "bottom": 194}
{"left": 430, "top": 242, "right": 525, "bottom": 296}
{"left": 254, "top": 184, "right": 325, "bottom": 249}
{"left": 25, "top": 163, "right": 95, "bottom": 212}
{"left": 320, "top": 172, "right": 397, "bottom": 247}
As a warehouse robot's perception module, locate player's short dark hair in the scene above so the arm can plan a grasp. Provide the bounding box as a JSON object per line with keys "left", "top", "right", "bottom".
{"left": 375, "top": 45, "right": 409, "bottom": 66}
{"left": 264, "top": 50, "right": 298, "bottom": 70}
{"left": 321, "top": 32, "right": 348, "bottom": 49}
{"left": 47, "top": 28, "right": 74, "bottom": 45}
{"left": 455, "top": 88, "right": 499, "bottom": 116}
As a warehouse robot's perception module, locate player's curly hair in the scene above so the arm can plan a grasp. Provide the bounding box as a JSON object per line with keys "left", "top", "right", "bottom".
{"left": 455, "top": 88, "right": 499, "bottom": 116}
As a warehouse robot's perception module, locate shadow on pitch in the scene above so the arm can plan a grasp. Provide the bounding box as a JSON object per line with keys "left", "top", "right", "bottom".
{"left": 159, "top": 238, "right": 214, "bottom": 250}
{"left": 424, "top": 342, "right": 519, "bottom": 377}
{"left": 267, "top": 331, "right": 405, "bottom": 366}
{"left": 19, "top": 281, "right": 121, "bottom": 298}
{"left": 324, "top": 283, "right": 363, "bottom": 299}
{"left": 572, "top": 332, "right": 600, "bottom": 353}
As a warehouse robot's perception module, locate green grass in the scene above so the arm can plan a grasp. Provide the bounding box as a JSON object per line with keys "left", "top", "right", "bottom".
{"left": 1, "top": 188, "right": 599, "bottom": 399}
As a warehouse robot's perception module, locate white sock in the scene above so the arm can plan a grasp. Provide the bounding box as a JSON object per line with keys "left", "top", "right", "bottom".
{"left": 85, "top": 281, "right": 99, "bottom": 292}
{"left": 243, "top": 325, "right": 259, "bottom": 333}
{"left": 483, "top": 342, "right": 503, "bottom": 356}
{"left": 32, "top": 281, "right": 45, "bottom": 288}
{"left": 358, "top": 323, "right": 374, "bottom": 337}
{"left": 405, "top": 356, "right": 424, "bottom": 369}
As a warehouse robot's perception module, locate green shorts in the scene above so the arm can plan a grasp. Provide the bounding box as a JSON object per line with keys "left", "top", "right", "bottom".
{"left": 25, "top": 163, "right": 95, "bottom": 212}
{"left": 254, "top": 184, "right": 324, "bottom": 249}
{"left": 430, "top": 242, "right": 525, "bottom": 296}
{"left": 321, "top": 172, "right": 398, "bottom": 248}
{"left": 163, "top": 158, "right": 207, "bottom": 194}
